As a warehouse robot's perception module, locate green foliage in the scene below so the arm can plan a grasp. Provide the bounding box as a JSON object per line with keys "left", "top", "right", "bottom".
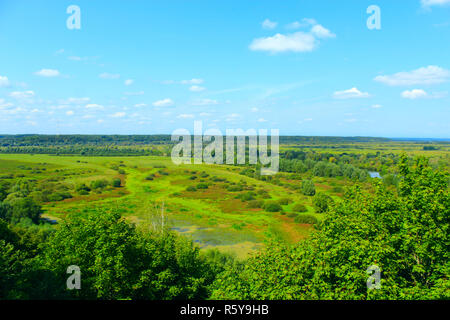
{"left": 294, "top": 214, "right": 318, "bottom": 225}
{"left": 292, "top": 203, "right": 308, "bottom": 213}
{"left": 1, "top": 197, "right": 42, "bottom": 224}
{"left": 301, "top": 180, "right": 316, "bottom": 196}
{"left": 312, "top": 192, "right": 334, "bottom": 213}
{"left": 90, "top": 179, "right": 108, "bottom": 190}
{"left": 247, "top": 200, "right": 264, "bottom": 209}
{"left": 211, "top": 157, "right": 450, "bottom": 300}
{"left": 112, "top": 178, "right": 121, "bottom": 188}
{"left": 196, "top": 183, "right": 209, "bottom": 190}
{"left": 277, "top": 197, "right": 292, "bottom": 205}
{"left": 37, "top": 210, "right": 213, "bottom": 299}
{"left": 263, "top": 201, "right": 282, "bottom": 212}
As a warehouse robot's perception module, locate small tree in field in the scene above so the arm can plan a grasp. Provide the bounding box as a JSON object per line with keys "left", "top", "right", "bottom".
{"left": 301, "top": 180, "right": 316, "bottom": 196}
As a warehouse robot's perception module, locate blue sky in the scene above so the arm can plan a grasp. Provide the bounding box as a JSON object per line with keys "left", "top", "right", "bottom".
{"left": 0, "top": 0, "right": 449, "bottom": 138}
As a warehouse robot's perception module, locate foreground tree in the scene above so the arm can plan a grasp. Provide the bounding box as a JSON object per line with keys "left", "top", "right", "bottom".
{"left": 212, "top": 156, "right": 449, "bottom": 299}
{"left": 37, "top": 210, "right": 212, "bottom": 299}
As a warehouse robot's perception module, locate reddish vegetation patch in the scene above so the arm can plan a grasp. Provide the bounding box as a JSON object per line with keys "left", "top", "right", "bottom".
{"left": 315, "top": 183, "right": 332, "bottom": 191}
{"left": 278, "top": 215, "right": 312, "bottom": 243}
{"left": 219, "top": 199, "right": 245, "bottom": 213}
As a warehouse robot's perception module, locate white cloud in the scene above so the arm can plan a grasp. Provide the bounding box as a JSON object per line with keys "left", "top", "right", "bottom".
{"left": 199, "top": 112, "right": 211, "bottom": 117}
{"left": 124, "top": 91, "right": 144, "bottom": 96}
{"left": 333, "top": 87, "right": 370, "bottom": 99}
{"left": 189, "top": 85, "right": 205, "bottom": 92}
{"left": 177, "top": 113, "right": 194, "bottom": 119}
{"left": 34, "top": 69, "right": 60, "bottom": 77}
{"left": 66, "top": 110, "right": 74, "bottom": 116}
{"left": 401, "top": 89, "right": 428, "bottom": 99}
{"left": 262, "top": 19, "right": 277, "bottom": 30}
{"left": 134, "top": 103, "right": 147, "bottom": 107}
{"left": 110, "top": 112, "right": 126, "bottom": 118}
{"left": 181, "top": 78, "right": 204, "bottom": 85}
{"left": 191, "top": 99, "right": 218, "bottom": 106}
{"left": 421, "top": 0, "right": 450, "bottom": 7}
{"left": 257, "top": 118, "right": 268, "bottom": 122}
{"left": 63, "top": 97, "right": 90, "bottom": 104}
{"left": 85, "top": 103, "right": 105, "bottom": 109}
{"left": 124, "top": 79, "right": 134, "bottom": 86}
{"left": 249, "top": 32, "right": 316, "bottom": 53}
{"left": 251, "top": 107, "right": 259, "bottom": 112}
{"left": 153, "top": 98, "right": 174, "bottom": 107}
{"left": 10, "top": 90, "right": 35, "bottom": 99}
{"left": 371, "top": 104, "right": 383, "bottom": 108}
{"left": 311, "top": 24, "right": 336, "bottom": 39}
{"left": 0, "top": 75, "right": 10, "bottom": 87}
{"left": 374, "top": 66, "right": 450, "bottom": 86}
{"left": 99, "top": 73, "right": 120, "bottom": 79}
{"left": 0, "top": 99, "right": 13, "bottom": 109}
{"left": 250, "top": 19, "right": 335, "bottom": 54}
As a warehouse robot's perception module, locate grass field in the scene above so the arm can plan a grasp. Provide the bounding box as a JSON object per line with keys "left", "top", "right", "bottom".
{"left": 0, "top": 154, "right": 338, "bottom": 258}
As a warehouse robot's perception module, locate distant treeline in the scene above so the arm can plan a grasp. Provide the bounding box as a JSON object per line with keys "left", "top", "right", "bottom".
{"left": 0, "top": 134, "right": 391, "bottom": 148}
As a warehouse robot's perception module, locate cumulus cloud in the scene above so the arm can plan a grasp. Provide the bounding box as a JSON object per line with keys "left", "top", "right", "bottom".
{"left": 333, "top": 87, "right": 370, "bottom": 99}
{"left": 153, "top": 98, "right": 174, "bottom": 107}
{"left": 189, "top": 85, "right": 205, "bottom": 92}
{"left": 66, "top": 110, "right": 74, "bottom": 116}
{"left": 181, "top": 79, "right": 203, "bottom": 85}
{"left": 191, "top": 99, "right": 218, "bottom": 106}
{"left": 311, "top": 24, "right": 336, "bottom": 39}
{"left": 401, "top": 89, "right": 428, "bottom": 99}
{"left": 249, "top": 19, "right": 334, "bottom": 54}
{"left": 34, "top": 69, "right": 60, "bottom": 77}
{"left": 85, "top": 103, "right": 105, "bottom": 109}
{"left": 0, "top": 75, "right": 10, "bottom": 87}
{"left": 110, "top": 112, "right": 126, "bottom": 118}
{"left": 124, "top": 79, "right": 134, "bottom": 86}
{"left": 249, "top": 32, "right": 316, "bottom": 53}
{"left": 421, "top": 0, "right": 450, "bottom": 7}
{"left": 374, "top": 66, "right": 450, "bottom": 86}
{"left": 63, "top": 97, "right": 91, "bottom": 104}
{"left": 262, "top": 19, "right": 277, "bottom": 30}
{"left": 10, "top": 91, "right": 35, "bottom": 99}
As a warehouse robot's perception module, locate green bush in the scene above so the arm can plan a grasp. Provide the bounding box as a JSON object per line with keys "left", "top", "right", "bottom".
{"left": 247, "top": 200, "right": 264, "bottom": 209}
{"left": 186, "top": 186, "right": 197, "bottom": 192}
{"left": 263, "top": 201, "right": 282, "bottom": 212}
{"left": 112, "top": 178, "right": 121, "bottom": 188}
{"left": 294, "top": 214, "right": 318, "bottom": 225}
{"left": 301, "top": 180, "right": 316, "bottom": 196}
{"left": 292, "top": 203, "right": 308, "bottom": 213}
{"left": 277, "top": 197, "right": 292, "bottom": 205}
{"left": 196, "top": 183, "right": 209, "bottom": 190}
{"left": 313, "top": 192, "right": 334, "bottom": 213}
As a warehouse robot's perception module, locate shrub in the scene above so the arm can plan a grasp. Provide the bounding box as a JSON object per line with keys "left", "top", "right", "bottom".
{"left": 186, "top": 186, "right": 197, "bottom": 192}
{"left": 90, "top": 179, "right": 108, "bottom": 190}
{"left": 292, "top": 203, "right": 308, "bottom": 213}
{"left": 294, "top": 214, "right": 318, "bottom": 225}
{"left": 112, "top": 178, "right": 121, "bottom": 188}
{"left": 301, "top": 180, "right": 316, "bottom": 196}
{"left": 263, "top": 201, "right": 282, "bottom": 212}
{"left": 277, "top": 198, "right": 292, "bottom": 205}
{"left": 313, "top": 192, "right": 334, "bottom": 213}
{"left": 247, "top": 200, "right": 264, "bottom": 209}
{"left": 196, "top": 183, "right": 209, "bottom": 190}
{"left": 145, "top": 174, "right": 154, "bottom": 181}
{"left": 238, "top": 192, "right": 256, "bottom": 201}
